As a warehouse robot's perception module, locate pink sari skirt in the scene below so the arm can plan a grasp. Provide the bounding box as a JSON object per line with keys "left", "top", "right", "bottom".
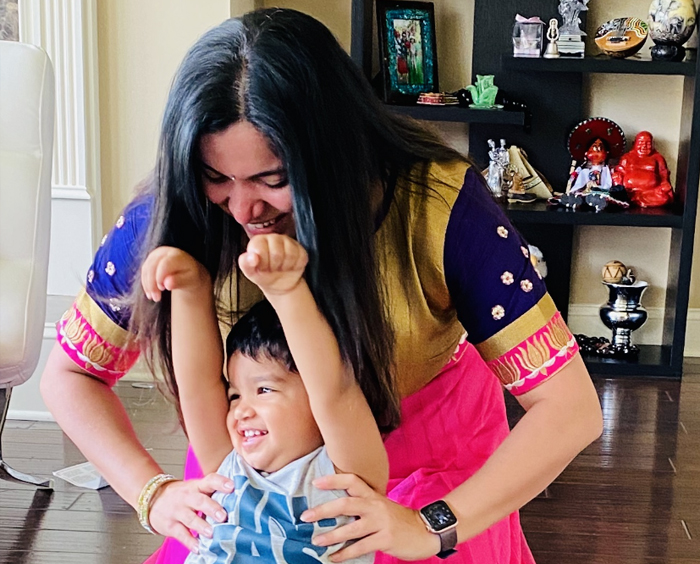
{"left": 144, "top": 341, "right": 535, "bottom": 564}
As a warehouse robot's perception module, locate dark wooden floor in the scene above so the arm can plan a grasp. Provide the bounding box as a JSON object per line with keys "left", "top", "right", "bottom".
{"left": 2, "top": 360, "right": 700, "bottom": 563}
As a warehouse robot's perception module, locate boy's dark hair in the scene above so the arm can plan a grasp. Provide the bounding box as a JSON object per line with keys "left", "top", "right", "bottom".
{"left": 226, "top": 300, "right": 297, "bottom": 373}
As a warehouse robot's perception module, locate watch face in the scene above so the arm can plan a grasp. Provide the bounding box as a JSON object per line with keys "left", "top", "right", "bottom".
{"left": 421, "top": 501, "right": 457, "bottom": 532}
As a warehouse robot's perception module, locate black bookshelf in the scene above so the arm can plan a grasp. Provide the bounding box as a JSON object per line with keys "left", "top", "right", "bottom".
{"left": 581, "top": 345, "right": 675, "bottom": 377}
{"left": 350, "top": 0, "right": 699, "bottom": 378}
{"left": 502, "top": 201, "right": 685, "bottom": 228}
{"left": 502, "top": 55, "right": 697, "bottom": 76}
{"left": 468, "top": 0, "right": 699, "bottom": 379}
{"left": 386, "top": 104, "right": 526, "bottom": 125}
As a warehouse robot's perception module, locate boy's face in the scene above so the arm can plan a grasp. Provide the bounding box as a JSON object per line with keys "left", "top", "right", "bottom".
{"left": 226, "top": 352, "right": 323, "bottom": 473}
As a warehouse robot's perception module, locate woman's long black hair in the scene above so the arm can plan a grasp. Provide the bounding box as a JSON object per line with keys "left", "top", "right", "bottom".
{"left": 131, "top": 8, "right": 467, "bottom": 433}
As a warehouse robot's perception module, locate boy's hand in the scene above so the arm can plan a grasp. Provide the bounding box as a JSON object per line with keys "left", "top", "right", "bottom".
{"left": 239, "top": 234, "right": 308, "bottom": 296}
{"left": 141, "top": 246, "right": 210, "bottom": 302}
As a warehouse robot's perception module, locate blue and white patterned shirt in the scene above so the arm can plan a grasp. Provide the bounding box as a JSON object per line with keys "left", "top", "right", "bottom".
{"left": 185, "top": 446, "right": 372, "bottom": 564}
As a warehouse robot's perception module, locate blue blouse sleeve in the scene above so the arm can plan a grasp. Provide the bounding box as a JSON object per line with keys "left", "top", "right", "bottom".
{"left": 85, "top": 194, "right": 153, "bottom": 329}
{"left": 443, "top": 168, "right": 547, "bottom": 344}
{"left": 443, "top": 168, "right": 578, "bottom": 395}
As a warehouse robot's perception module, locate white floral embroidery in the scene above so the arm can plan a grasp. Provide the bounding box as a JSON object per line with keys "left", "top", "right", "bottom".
{"left": 100, "top": 234, "right": 108, "bottom": 247}
{"left": 87, "top": 270, "right": 94, "bottom": 284}
{"left": 521, "top": 246, "right": 529, "bottom": 258}
{"left": 501, "top": 271, "right": 514, "bottom": 285}
{"left": 116, "top": 215, "right": 125, "bottom": 228}
{"left": 521, "top": 279, "right": 533, "bottom": 292}
{"left": 491, "top": 305, "right": 505, "bottom": 320}
{"left": 105, "top": 261, "right": 116, "bottom": 276}
{"left": 109, "top": 299, "right": 121, "bottom": 312}
{"left": 497, "top": 226, "right": 509, "bottom": 238}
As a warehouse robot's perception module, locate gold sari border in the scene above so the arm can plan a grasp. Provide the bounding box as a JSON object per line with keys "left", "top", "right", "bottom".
{"left": 56, "top": 289, "right": 139, "bottom": 385}
{"left": 485, "top": 311, "right": 579, "bottom": 395}
{"left": 73, "top": 288, "right": 134, "bottom": 348}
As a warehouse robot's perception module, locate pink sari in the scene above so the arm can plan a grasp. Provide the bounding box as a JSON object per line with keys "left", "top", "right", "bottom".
{"left": 145, "top": 340, "right": 535, "bottom": 564}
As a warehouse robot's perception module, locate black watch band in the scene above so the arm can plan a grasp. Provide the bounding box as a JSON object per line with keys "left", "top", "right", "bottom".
{"left": 437, "top": 527, "right": 458, "bottom": 559}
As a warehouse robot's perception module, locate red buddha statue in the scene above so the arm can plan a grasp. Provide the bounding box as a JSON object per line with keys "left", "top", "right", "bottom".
{"left": 614, "top": 131, "right": 674, "bottom": 208}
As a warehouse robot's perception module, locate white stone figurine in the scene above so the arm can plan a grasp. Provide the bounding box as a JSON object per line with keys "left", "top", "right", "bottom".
{"left": 544, "top": 18, "right": 561, "bottom": 58}
{"left": 558, "top": 0, "right": 589, "bottom": 36}
{"left": 486, "top": 139, "right": 509, "bottom": 197}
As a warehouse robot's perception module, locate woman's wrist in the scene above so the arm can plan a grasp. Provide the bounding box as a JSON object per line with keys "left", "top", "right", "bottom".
{"left": 137, "top": 473, "right": 179, "bottom": 534}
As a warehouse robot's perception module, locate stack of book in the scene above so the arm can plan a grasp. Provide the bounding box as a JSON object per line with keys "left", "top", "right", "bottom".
{"left": 417, "top": 92, "right": 459, "bottom": 106}
{"left": 558, "top": 34, "right": 585, "bottom": 58}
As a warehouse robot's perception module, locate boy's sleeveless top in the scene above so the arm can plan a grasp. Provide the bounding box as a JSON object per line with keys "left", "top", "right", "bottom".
{"left": 185, "top": 447, "right": 370, "bottom": 564}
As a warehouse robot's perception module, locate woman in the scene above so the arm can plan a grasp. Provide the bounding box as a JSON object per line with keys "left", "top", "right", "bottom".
{"left": 41, "top": 9, "right": 602, "bottom": 564}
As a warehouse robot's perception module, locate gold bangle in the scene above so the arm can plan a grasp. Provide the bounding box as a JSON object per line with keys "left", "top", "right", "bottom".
{"left": 137, "top": 473, "right": 178, "bottom": 534}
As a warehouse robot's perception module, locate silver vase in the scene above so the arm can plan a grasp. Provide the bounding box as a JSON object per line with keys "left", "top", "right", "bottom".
{"left": 599, "top": 281, "right": 649, "bottom": 355}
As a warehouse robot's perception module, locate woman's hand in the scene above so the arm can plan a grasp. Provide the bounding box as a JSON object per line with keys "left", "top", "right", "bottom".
{"left": 141, "top": 246, "right": 210, "bottom": 302}
{"left": 238, "top": 234, "right": 308, "bottom": 297}
{"left": 300, "top": 473, "right": 441, "bottom": 562}
{"left": 147, "top": 473, "right": 234, "bottom": 553}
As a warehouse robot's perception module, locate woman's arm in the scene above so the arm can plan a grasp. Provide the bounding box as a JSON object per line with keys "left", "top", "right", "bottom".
{"left": 239, "top": 234, "right": 388, "bottom": 494}
{"left": 40, "top": 344, "right": 233, "bottom": 552}
{"left": 443, "top": 353, "right": 602, "bottom": 541}
{"left": 41, "top": 343, "right": 165, "bottom": 506}
{"left": 301, "top": 354, "right": 601, "bottom": 561}
{"left": 141, "top": 246, "right": 232, "bottom": 475}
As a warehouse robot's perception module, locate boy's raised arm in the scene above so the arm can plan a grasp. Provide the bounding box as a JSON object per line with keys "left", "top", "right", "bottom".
{"left": 239, "top": 235, "right": 388, "bottom": 494}
{"left": 142, "top": 246, "right": 232, "bottom": 474}
{"left": 270, "top": 283, "right": 389, "bottom": 493}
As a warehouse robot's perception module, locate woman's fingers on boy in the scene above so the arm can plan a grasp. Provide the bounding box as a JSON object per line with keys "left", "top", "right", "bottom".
{"left": 149, "top": 475, "right": 232, "bottom": 547}
{"left": 197, "top": 472, "right": 235, "bottom": 499}
{"left": 169, "top": 522, "right": 201, "bottom": 555}
{"left": 301, "top": 473, "right": 439, "bottom": 561}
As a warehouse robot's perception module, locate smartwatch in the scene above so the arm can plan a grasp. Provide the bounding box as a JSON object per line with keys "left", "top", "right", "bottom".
{"left": 419, "top": 500, "right": 459, "bottom": 558}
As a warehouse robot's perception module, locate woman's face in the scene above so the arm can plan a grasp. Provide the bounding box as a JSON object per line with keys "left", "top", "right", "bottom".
{"left": 199, "top": 121, "right": 295, "bottom": 238}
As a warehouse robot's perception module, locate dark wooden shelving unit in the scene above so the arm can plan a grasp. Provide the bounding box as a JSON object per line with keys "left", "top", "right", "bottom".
{"left": 351, "top": 0, "right": 699, "bottom": 379}
{"left": 502, "top": 54, "right": 697, "bottom": 76}
{"left": 581, "top": 345, "right": 674, "bottom": 377}
{"left": 502, "top": 201, "right": 685, "bottom": 228}
{"left": 386, "top": 104, "right": 526, "bottom": 125}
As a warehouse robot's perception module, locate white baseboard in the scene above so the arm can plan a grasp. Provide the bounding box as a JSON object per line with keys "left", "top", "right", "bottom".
{"left": 568, "top": 305, "right": 700, "bottom": 357}
{"left": 6, "top": 410, "right": 55, "bottom": 422}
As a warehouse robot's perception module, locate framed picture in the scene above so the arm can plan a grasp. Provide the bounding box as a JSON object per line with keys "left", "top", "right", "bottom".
{"left": 376, "top": 1, "right": 439, "bottom": 104}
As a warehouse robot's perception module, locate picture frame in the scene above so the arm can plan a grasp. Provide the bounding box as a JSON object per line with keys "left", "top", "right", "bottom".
{"left": 376, "top": 1, "right": 439, "bottom": 104}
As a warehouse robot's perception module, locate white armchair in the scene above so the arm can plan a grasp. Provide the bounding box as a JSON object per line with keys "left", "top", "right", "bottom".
{"left": 0, "top": 40, "right": 55, "bottom": 488}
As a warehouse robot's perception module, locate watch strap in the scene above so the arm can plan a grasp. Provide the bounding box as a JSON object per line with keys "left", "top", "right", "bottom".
{"left": 437, "top": 527, "right": 458, "bottom": 559}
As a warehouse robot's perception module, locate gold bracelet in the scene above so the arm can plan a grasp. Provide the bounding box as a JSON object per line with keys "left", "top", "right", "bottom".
{"left": 137, "top": 473, "right": 178, "bottom": 534}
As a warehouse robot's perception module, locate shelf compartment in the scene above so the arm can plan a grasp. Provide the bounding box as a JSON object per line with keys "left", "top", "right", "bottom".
{"left": 503, "top": 201, "right": 684, "bottom": 228}
{"left": 583, "top": 345, "right": 678, "bottom": 378}
{"left": 502, "top": 55, "right": 697, "bottom": 76}
{"left": 386, "top": 104, "right": 525, "bottom": 125}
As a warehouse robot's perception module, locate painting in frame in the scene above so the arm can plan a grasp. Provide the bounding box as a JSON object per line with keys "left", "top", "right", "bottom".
{"left": 376, "top": 1, "right": 439, "bottom": 104}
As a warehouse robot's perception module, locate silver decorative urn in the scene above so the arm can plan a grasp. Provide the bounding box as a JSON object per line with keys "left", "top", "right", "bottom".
{"left": 599, "top": 281, "right": 649, "bottom": 355}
